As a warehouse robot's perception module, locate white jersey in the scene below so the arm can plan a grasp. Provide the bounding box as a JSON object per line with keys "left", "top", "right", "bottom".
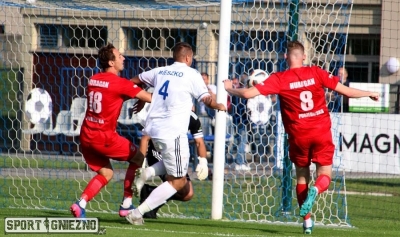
{"left": 139, "top": 62, "right": 209, "bottom": 139}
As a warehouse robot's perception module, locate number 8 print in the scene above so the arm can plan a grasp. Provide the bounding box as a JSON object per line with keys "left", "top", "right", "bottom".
{"left": 300, "top": 91, "right": 314, "bottom": 111}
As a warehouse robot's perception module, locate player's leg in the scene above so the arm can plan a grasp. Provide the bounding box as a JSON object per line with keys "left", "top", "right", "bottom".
{"left": 126, "top": 136, "right": 190, "bottom": 225}
{"left": 70, "top": 143, "right": 112, "bottom": 218}
{"left": 300, "top": 132, "right": 334, "bottom": 217}
{"left": 288, "top": 136, "right": 314, "bottom": 234}
{"left": 134, "top": 138, "right": 166, "bottom": 197}
{"left": 97, "top": 135, "right": 143, "bottom": 217}
{"left": 294, "top": 164, "right": 313, "bottom": 234}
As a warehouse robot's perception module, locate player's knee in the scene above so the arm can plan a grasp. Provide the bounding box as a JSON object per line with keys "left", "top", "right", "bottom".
{"left": 181, "top": 188, "right": 194, "bottom": 201}
{"left": 98, "top": 168, "right": 114, "bottom": 181}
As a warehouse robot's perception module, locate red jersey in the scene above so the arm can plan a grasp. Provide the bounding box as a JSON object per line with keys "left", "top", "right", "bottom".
{"left": 80, "top": 72, "right": 142, "bottom": 141}
{"left": 255, "top": 66, "right": 339, "bottom": 137}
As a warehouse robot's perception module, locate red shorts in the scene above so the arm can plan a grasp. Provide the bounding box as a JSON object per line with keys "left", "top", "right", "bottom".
{"left": 80, "top": 133, "right": 138, "bottom": 172}
{"left": 288, "top": 130, "right": 334, "bottom": 167}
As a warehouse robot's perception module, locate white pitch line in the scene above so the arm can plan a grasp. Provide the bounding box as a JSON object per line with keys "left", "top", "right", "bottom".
{"left": 346, "top": 191, "right": 393, "bottom": 196}
{"left": 102, "top": 225, "right": 292, "bottom": 237}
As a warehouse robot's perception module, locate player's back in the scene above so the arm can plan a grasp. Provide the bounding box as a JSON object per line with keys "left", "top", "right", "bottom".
{"left": 274, "top": 66, "right": 339, "bottom": 136}
{"left": 141, "top": 62, "right": 208, "bottom": 139}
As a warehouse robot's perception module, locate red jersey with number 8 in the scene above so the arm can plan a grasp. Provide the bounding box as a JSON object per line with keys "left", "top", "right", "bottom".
{"left": 80, "top": 72, "right": 142, "bottom": 142}
{"left": 255, "top": 66, "right": 339, "bottom": 137}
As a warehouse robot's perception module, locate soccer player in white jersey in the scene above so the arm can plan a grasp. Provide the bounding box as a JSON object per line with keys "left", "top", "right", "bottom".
{"left": 126, "top": 42, "right": 226, "bottom": 225}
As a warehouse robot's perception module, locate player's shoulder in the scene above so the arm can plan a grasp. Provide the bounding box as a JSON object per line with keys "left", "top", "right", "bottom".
{"left": 91, "top": 72, "right": 127, "bottom": 82}
{"left": 184, "top": 66, "right": 201, "bottom": 76}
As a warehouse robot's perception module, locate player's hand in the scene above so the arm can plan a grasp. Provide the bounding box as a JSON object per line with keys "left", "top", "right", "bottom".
{"left": 196, "top": 157, "right": 208, "bottom": 181}
{"left": 217, "top": 103, "right": 227, "bottom": 112}
{"left": 223, "top": 79, "right": 233, "bottom": 90}
{"left": 369, "top": 92, "right": 380, "bottom": 101}
{"left": 132, "top": 99, "right": 146, "bottom": 114}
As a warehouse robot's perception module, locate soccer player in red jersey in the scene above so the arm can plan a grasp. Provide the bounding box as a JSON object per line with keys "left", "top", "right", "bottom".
{"left": 70, "top": 43, "right": 152, "bottom": 218}
{"left": 224, "top": 40, "right": 379, "bottom": 234}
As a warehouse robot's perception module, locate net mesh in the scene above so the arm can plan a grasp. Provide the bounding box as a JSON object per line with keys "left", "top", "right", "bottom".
{"left": 0, "top": 0, "right": 359, "bottom": 227}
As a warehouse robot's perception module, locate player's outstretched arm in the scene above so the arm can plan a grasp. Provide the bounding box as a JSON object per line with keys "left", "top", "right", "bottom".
{"left": 130, "top": 76, "right": 143, "bottom": 86}
{"left": 223, "top": 79, "right": 260, "bottom": 99}
{"left": 334, "top": 83, "right": 380, "bottom": 101}
{"left": 202, "top": 95, "right": 226, "bottom": 112}
{"left": 135, "top": 90, "right": 152, "bottom": 103}
{"left": 132, "top": 91, "right": 152, "bottom": 113}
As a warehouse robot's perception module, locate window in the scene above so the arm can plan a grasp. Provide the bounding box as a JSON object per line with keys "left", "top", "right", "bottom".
{"left": 230, "top": 59, "right": 274, "bottom": 79}
{"left": 125, "top": 28, "right": 197, "bottom": 53}
{"left": 163, "top": 29, "right": 197, "bottom": 52}
{"left": 230, "top": 30, "right": 286, "bottom": 53}
{"left": 307, "top": 32, "right": 347, "bottom": 55}
{"left": 0, "top": 25, "right": 4, "bottom": 34}
{"left": 62, "top": 25, "right": 107, "bottom": 48}
{"left": 346, "top": 34, "right": 380, "bottom": 55}
{"left": 38, "top": 25, "right": 58, "bottom": 48}
{"left": 126, "top": 28, "right": 161, "bottom": 50}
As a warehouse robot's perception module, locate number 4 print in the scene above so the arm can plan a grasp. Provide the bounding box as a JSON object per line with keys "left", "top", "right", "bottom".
{"left": 158, "top": 80, "right": 170, "bottom": 100}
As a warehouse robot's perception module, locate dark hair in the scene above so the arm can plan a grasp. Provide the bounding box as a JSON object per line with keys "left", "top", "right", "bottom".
{"left": 201, "top": 72, "right": 209, "bottom": 77}
{"left": 287, "top": 40, "right": 305, "bottom": 54}
{"left": 173, "top": 42, "right": 193, "bottom": 61}
{"left": 98, "top": 43, "right": 116, "bottom": 71}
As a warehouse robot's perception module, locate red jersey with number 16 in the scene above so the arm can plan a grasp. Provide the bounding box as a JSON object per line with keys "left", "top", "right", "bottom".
{"left": 255, "top": 66, "right": 339, "bottom": 137}
{"left": 80, "top": 72, "right": 142, "bottom": 142}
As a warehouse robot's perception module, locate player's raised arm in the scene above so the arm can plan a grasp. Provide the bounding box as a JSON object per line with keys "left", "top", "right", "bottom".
{"left": 132, "top": 90, "right": 152, "bottom": 113}
{"left": 201, "top": 94, "right": 226, "bottom": 112}
{"left": 130, "top": 76, "right": 143, "bottom": 87}
{"left": 223, "top": 79, "right": 260, "bottom": 99}
{"left": 334, "top": 83, "right": 379, "bottom": 101}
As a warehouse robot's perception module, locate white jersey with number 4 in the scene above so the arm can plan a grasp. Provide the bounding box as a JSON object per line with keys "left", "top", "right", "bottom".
{"left": 139, "top": 62, "right": 209, "bottom": 139}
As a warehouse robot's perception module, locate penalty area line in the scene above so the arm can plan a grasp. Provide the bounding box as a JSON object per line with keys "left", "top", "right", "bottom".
{"left": 102, "top": 225, "right": 278, "bottom": 237}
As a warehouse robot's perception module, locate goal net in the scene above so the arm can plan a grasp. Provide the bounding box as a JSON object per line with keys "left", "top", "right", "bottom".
{"left": 0, "top": 0, "right": 356, "bottom": 227}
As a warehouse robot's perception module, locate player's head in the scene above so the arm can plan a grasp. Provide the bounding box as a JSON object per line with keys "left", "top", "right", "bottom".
{"left": 173, "top": 42, "right": 194, "bottom": 66}
{"left": 98, "top": 43, "right": 125, "bottom": 73}
{"left": 201, "top": 72, "right": 209, "bottom": 85}
{"left": 285, "top": 40, "right": 306, "bottom": 68}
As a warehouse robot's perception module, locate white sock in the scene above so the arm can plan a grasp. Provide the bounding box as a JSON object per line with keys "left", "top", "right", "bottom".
{"left": 138, "top": 181, "right": 177, "bottom": 215}
{"left": 304, "top": 218, "right": 313, "bottom": 228}
{"left": 78, "top": 199, "right": 87, "bottom": 209}
{"left": 151, "top": 160, "right": 166, "bottom": 176}
{"left": 121, "top": 197, "right": 132, "bottom": 208}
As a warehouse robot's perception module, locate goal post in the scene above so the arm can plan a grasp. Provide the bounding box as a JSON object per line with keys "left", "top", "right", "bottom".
{"left": 211, "top": 0, "right": 232, "bottom": 220}
{"left": 0, "top": 0, "right": 356, "bottom": 227}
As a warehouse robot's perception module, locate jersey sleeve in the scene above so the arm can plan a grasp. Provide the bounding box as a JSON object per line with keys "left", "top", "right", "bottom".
{"left": 192, "top": 72, "right": 210, "bottom": 101}
{"left": 315, "top": 66, "right": 340, "bottom": 90}
{"left": 139, "top": 68, "right": 160, "bottom": 87}
{"left": 254, "top": 73, "right": 281, "bottom": 95}
{"left": 119, "top": 77, "right": 143, "bottom": 98}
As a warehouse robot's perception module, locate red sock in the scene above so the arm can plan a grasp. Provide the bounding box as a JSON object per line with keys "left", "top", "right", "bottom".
{"left": 296, "top": 184, "right": 311, "bottom": 220}
{"left": 123, "top": 163, "right": 140, "bottom": 198}
{"left": 81, "top": 174, "right": 109, "bottom": 201}
{"left": 314, "top": 175, "right": 331, "bottom": 194}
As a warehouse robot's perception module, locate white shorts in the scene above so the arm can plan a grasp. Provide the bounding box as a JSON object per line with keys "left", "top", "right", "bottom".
{"left": 151, "top": 135, "right": 190, "bottom": 178}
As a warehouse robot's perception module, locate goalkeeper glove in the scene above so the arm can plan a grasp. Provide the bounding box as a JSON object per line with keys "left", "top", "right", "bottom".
{"left": 195, "top": 157, "right": 208, "bottom": 181}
